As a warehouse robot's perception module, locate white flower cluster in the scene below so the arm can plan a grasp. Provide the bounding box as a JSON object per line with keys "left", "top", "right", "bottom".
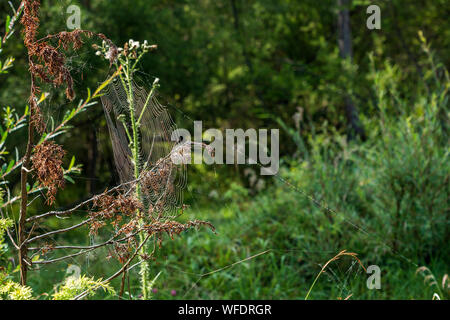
{"left": 125, "top": 39, "right": 157, "bottom": 55}
{"left": 94, "top": 39, "right": 157, "bottom": 63}
{"left": 94, "top": 40, "right": 117, "bottom": 63}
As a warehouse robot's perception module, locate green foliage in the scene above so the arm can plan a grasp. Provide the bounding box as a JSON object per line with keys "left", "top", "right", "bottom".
{"left": 145, "top": 41, "right": 448, "bottom": 299}
{"left": 416, "top": 266, "right": 449, "bottom": 300}
{"left": 0, "top": 217, "right": 33, "bottom": 300}
{"left": 0, "top": 218, "right": 12, "bottom": 241}
{"left": 0, "top": 0, "right": 447, "bottom": 300}
{"left": 52, "top": 275, "right": 115, "bottom": 300}
{"left": 0, "top": 272, "right": 33, "bottom": 300}
{"left": 0, "top": 216, "right": 114, "bottom": 300}
{"left": 0, "top": 217, "right": 13, "bottom": 265}
{"left": 361, "top": 51, "right": 448, "bottom": 258}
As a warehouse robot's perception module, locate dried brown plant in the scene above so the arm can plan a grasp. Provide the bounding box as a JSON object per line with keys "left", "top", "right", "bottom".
{"left": 31, "top": 141, "right": 65, "bottom": 205}
{"left": 16, "top": 0, "right": 118, "bottom": 285}
{"left": 90, "top": 193, "right": 143, "bottom": 235}
{"left": 305, "top": 249, "right": 366, "bottom": 300}
{"left": 145, "top": 220, "right": 216, "bottom": 241}
{"left": 21, "top": 0, "right": 118, "bottom": 131}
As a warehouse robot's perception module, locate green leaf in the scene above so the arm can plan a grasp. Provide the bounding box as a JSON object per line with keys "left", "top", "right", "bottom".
{"left": 5, "top": 15, "right": 11, "bottom": 34}
{"left": 6, "top": 159, "right": 14, "bottom": 173}
{"left": 68, "top": 155, "right": 75, "bottom": 170}
{"left": 64, "top": 175, "right": 75, "bottom": 184}
{"left": 93, "top": 67, "right": 122, "bottom": 98}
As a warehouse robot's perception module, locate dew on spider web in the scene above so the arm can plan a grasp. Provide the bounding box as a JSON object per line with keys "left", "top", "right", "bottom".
{"left": 100, "top": 74, "right": 187, "bottom": 221}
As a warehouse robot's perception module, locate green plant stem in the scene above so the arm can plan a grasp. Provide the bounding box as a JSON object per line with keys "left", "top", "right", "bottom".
{"left": 304, "top": 271, "right": 322, "bottom": 300}
{"left": 136, "top": 84, "right": 157, "bottom": 126}
{"left": 120, "top": 62, "right": 150, "bottom": 300}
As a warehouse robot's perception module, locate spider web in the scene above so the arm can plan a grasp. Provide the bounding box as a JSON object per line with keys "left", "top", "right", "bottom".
{"left": 100, "top": 74, "right": 187, "bottom": 219}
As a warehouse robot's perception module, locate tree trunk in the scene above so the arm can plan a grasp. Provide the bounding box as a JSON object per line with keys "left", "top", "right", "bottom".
{"left": 337, "top": 0, "right": 366, "bottom": 141}
{"left": 230, "top": 0, "right": 253, "bottom": 73}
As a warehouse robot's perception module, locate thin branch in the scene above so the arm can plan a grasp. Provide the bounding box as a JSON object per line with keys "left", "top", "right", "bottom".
{"left": 26, "top": 178, "right": 139, "bottom": 222}
{"left": 73, "top": 233, "right": 152, "bottom": 300}
{"left": 26, "top": 153, "right": 172, "bottom": 223}
{"left": 0, "top": 208, "right": 19, "bottom": 249}
{"left": 32, "top": 247, "right": 97, "bottom": 265}
{"left": 23, "top": 222, "right": 37, "bottom": 244}
{"left": 26, "top": 218, "right": 92, "bottom": 244}
{"left": 1, "top": 187, "right": 45, "bottom": 209}
{"left": 2, "top": 1, "right": 25, "bottom": 43}
{"left": 27, "top": 229, "right": 141, "bottom": 251}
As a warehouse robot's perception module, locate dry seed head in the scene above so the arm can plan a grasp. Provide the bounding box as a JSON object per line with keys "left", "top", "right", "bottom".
{"left": 31, "top": 141, "right": 66, "bottom": 205}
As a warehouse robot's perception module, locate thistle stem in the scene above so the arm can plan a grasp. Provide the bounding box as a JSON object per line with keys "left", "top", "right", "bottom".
{"left": 121, "top": 61, "right": 150, "bottom": 300}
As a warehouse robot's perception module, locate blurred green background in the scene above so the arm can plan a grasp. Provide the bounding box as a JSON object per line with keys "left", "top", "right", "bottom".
{"left": 0, "top": 0, "right": 448, "bottom": 299}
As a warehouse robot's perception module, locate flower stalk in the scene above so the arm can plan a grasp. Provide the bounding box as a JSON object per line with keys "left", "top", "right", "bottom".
{"left": 99, "top": 39, "right": 158, "bottom": 299}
